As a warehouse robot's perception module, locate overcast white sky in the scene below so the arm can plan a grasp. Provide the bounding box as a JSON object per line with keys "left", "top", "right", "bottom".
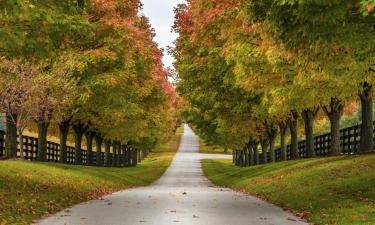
{"left": 140, "top": 0, "right": 185, "bottom": 69}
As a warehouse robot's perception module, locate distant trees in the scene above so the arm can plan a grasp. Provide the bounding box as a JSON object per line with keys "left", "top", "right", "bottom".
{"left": 173, "top": 0, "right": 375, "bottom": 158}
{"left": 0, "top": 0, "right": 180, "bottom": 160}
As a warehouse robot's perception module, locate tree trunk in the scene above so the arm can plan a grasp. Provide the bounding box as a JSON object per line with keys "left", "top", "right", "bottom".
{"left": 279, "top": 122, "right": 288, "bottom": 161}
{"left": 105, "top": 139, "right": 111, "bottom": 166}
{"left": 95, "top": 135, "right": 103, "bottom": 166}
{"left": 132, "top": 149, "right": 138, "bottom": 167}
{"left": 301, "top": 108, "right": 319, "bottom": 158}
{"left": 112, "top": 141, "right": 118, "bottom": 167}
{"left": 138, "top": 149, "right": 142, "bottom": 163}
{"left": 288, "top": 112, "right": 299, "bottom": 159}
{"left": 127, "top": 147, "right": 132, "bottom": 167}
{"left": 19, "top": 131, "right": 24, "bottom": 159}
{"left": 323, "top": 98, "right": 344, "bottom": 156}
{"left": 359, "top": 82, "right": 373, "bottom": 153}
{"left": 85, "top": 132, "right": 93, "bottom": 165}
{"left": 224, "top": 146, "right": 228, "bottom": 154}
{"left": 73, "top": 123, "right": 84, "bottom": 164}
{"left": 118, "top": 142, "right": 123, "bottom": 167}
{"left": 59, "top": 120, "right": 70, "bottom": 163}
{"left": 243, "top": 147, "right": 249, "bottom": 166}
{"left": 260, "top": 138, "right": 268, "bottom": 164}
{"left": 37, "top": 119, "right": 49, "bottom": 162}
{"left": 251, "top": 140, "right": 259, "bottom": 165}
{"left": 247, "top": 141, "right": 254, "bottom": 166}
{"left": 266, "top": 123, "right": 278, "bottom": 162}
{"left": 5, "top": 113, "right": 17, "bottom": 158}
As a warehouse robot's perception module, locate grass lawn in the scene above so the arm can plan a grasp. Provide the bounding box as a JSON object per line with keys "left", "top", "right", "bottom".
{"left": 202, "top": 155, "right": 375, "bottom": 225}
{"left": 0, "top": 126, "right": 183, "bottom": 225}
{"left": 199, "top": 140, "right": 232, "bottom": 155}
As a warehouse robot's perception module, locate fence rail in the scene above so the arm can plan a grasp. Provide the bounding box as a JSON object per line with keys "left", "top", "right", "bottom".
{"left": 234, "top": 122, "right": 373, "bottom": 166}
{"left": 0, "top": 131, "right": 149, "bottom": 167}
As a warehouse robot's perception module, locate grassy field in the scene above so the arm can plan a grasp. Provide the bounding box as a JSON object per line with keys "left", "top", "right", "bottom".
{"left": 0, "top": 126, "right": 183, "bottom": 225}
{"left": 199, "top": 140, "right": 232, "bottom": 155}
{"left": 202, "top": 155, "right": 375, "bottom": 225}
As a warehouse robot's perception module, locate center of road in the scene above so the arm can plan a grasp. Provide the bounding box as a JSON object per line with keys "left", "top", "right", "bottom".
{"left": 38, "top": 125, "right": 306, "bottom": 225}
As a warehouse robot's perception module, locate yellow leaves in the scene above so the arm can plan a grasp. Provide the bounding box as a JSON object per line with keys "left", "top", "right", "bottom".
{"left": 16, "top": 199, "right": 25, "bottom": 205}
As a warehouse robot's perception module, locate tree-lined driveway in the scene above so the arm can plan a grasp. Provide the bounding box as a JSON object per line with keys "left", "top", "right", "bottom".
{"left": 38, "top": 125, "right": 306, "bottom": 225}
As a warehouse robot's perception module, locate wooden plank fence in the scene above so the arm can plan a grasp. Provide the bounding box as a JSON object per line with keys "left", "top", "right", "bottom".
{"left": 234, "top": 122, "right": 373, "bottom": 166}
{"left": 0, "top": 130, "right": 150, "bottom": 167}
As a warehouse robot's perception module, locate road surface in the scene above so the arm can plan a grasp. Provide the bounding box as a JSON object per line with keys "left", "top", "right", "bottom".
{"left": 38, "top": 125, "right": 307, "bottom": 225}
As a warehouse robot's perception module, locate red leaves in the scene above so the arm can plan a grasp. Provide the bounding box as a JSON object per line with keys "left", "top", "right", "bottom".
{"left": 296, "top": 209, "right": 310, "bottom": 219}
{"left": 366, "top": 3, "right": 374, "bottom": 13}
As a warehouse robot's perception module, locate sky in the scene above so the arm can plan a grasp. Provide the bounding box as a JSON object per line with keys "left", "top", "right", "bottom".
{"left": 140, "top": 0, "right": 185, "bottom": 69}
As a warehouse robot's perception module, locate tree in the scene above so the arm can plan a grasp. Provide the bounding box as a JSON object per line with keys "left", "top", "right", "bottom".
{"left": 0, "top": 59, "right": 38, "bottom": 158}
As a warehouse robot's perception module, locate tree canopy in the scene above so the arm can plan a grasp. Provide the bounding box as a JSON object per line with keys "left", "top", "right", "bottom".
{"left": 174, "top": 0, "right": 375, "bottom": 155}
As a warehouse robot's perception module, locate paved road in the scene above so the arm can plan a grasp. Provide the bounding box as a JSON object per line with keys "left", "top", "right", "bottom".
{"left": 38, "top": 125, "right": 307, "bottom": 225}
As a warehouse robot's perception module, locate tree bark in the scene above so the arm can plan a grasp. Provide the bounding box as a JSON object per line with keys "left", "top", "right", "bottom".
{"left": 243, "top": 147, "right": 249, "bottom": 166}
{"left": 132, "top": 149, "right": 138, "bottom": 167}
{"left": 105, "top": 139, "right": 111, "bottom": 166}
{"left": 359, "top": 82, "right": 373, "bottom": 153}
{"left": 37, "top": 119, "right": 50, "bottom": 162}
{"left": 260, "top": 137, "right": 268, "bottom": 164}
{"left": 85, "top": 132, "right": 93, "bottom": 165}
{"left": 59, "top": 120, "right": 70, "bottom": 163}
{"left": 323, "top": 98, "right": 344, "bottom": 156}
{"left": 224, "top": 146, "right": 228, "bottom": 154}
{"left": 301, "top": 108, "right": 319, "bottom": 158}
{"left": 95, "top": 135, "right": 103, "bottom": 166}
{"left": 288, "top": 112, "right": 299, "bottom": 160}
{"left": 73, "top": 123, "right": 84, "bottom": 164}
{"left": 19, "top": 131, "right": 24, "bottom": 159}
{"left": 247, "top": 141, "right": 254, "bottom": 166}
{"left": 251, "top": 140, "right": 259, "bottom": 165}
{"left": 138, "top": 148, "right": 142, "bottom": 163}
{"left": 266, "top": 123, "right": 278, "bottom": 162}
{"left": 279, "top": 122, "right": 288, "bottom": 161}
{"left": 112, "top": 141, "right": 118, "bottom": 167}
{"left": 5, "top": 113, "right": 17, "bottom": 158}
{"left": 118, "top": 142, "right": 123, "bottom": 167}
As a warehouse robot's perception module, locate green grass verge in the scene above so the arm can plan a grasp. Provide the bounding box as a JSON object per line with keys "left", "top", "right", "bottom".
{"left": 0, "top": 126, "right": 183, "bottom": 225}
{"left": 199, "top": 140, "right": 232, "bottom": 155}
{"left": 201, "top": 155, "right": 375, "bottom": 225}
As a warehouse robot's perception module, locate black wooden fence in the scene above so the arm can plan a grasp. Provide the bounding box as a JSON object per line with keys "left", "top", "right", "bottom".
{"left": 233, "top": 122, "right": 372, "bottom": 166}
{"left": 0, "top": 131, "right": 149, "bottom": 167}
